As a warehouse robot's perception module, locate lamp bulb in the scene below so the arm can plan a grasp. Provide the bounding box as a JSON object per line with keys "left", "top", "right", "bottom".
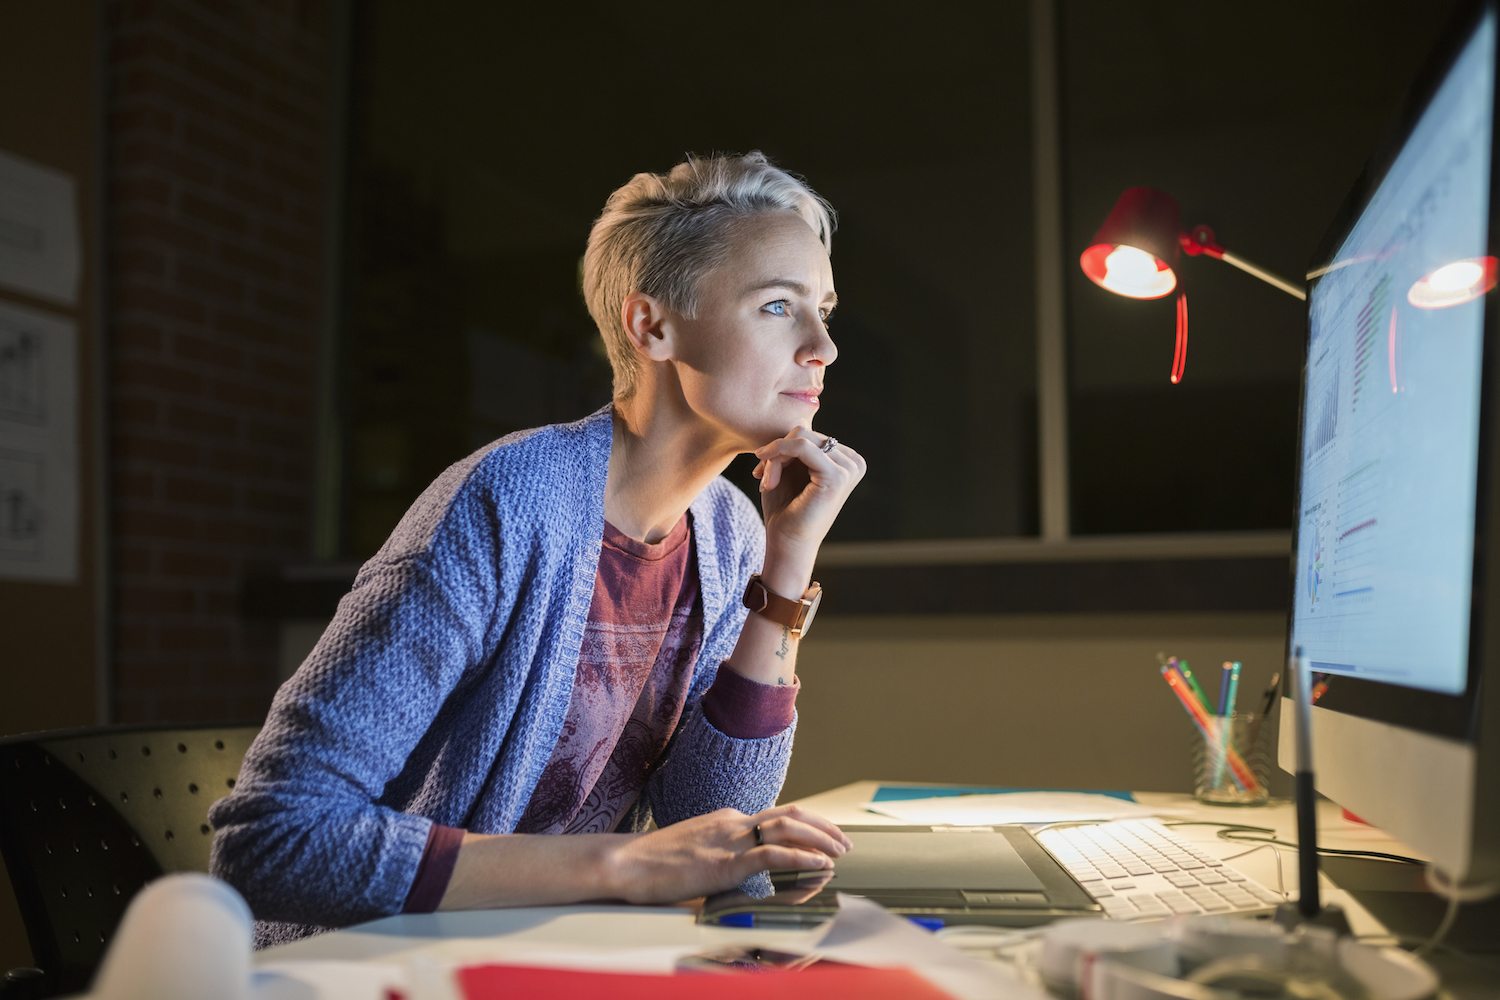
{"left": 1100, "top": 244, "right": 1177, "bottom": 298}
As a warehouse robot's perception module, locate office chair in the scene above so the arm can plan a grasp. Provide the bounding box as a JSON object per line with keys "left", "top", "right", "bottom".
{"left": 0, "top": 724, "right": 259, "bottom": 998}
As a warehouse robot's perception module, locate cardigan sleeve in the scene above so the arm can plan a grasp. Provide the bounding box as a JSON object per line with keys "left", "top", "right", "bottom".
{"left": 207, "top": 553, "right": 495, "bottom": 927}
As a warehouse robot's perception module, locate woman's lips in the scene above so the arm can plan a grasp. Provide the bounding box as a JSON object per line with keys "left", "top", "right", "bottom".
{"left": 781, "top": 389, "right": 822, "bottom": 407}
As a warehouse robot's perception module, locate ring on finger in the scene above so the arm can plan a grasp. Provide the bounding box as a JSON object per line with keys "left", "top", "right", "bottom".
{"left": 819, "top": 435, "right": 838, "bottom": 454}
{"left": 752, "top": 823, "right": 764, "bottom": 847}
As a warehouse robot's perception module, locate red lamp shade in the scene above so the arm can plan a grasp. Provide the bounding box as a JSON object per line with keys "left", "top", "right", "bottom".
{"left": 1080, "top": 187, "right": 1183, "bottom": 300}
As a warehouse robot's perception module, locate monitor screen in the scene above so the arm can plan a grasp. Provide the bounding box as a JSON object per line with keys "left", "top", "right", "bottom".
{"left": 1283, "top": 1, "right": 1500, "bottom": 883}
{"left": 1293, "top": 8, "right": 1495, "bottom": 698}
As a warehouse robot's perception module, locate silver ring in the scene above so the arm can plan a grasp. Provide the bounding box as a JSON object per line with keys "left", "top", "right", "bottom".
{"left": 752, "top": 823, "right": 764, "bottom": 847}
{"left": 819, "top": 435, "right": 838, "bottom": 454}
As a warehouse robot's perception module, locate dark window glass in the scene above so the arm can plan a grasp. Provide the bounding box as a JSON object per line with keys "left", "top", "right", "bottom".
{"left": 1060, "top": 1, "right": 1457, "bottom": 535}
{"left": 338, "top": 2, "right": 1039, "bottom": 558}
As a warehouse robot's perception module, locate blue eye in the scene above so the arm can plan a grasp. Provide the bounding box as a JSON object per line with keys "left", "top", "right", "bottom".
{"left": 762, "top": 300, "right": 789, "bottom": 316}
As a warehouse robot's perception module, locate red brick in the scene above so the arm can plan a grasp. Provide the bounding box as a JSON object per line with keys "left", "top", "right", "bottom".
{"left": 117, "top": 543, "right": 156, "bottom": 574}
{"left": 112, "top": 103, "right": 177, "bottom": 139}
{"left": 172, "top": 46, "right": 258, "bottom": 105}
{"left": 115, "top": 583, "right": 198, "bottom": 616}
{"left": 114, "top": 242, "right": 171, "bottom": 278}
{"left": 112, "top": 394, "right": 162, "bottom": 428}
{"left": 174, "top": 262, "right": 246, "bottom": 308}
{"left": 157, "top": 623, "right": 235, "bottom": 652}
{"left": 179, "top": 188, "right": 250, "bottom": 235}
{"left": 164, "top": 401, "right": 237, "bottom": 436}
{"left": 159, "top": 550, "right": 235, "bottom": 580}
{"left": 210, "top": 307, "right": 287, "bottom": 346}
{"left": 115, "top": 205, "right": 215, "bottom": 254}
{"left": 113, "top": 433, "right": 205, "bottom": 470}
{"left": 113, "top": 356, "right": 206, "bottom": 395}
{"left": 162, "top": 473, "right": 236, "bottom": 507}
{"left": 222, "top": 173, "right": 288, "bottom": 216}
{"left": 215, "top": 240, "right": 284, "bottom": 283}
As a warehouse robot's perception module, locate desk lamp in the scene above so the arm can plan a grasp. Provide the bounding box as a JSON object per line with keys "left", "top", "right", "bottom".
{"left": 1079, "top": 186, "right": 1307, "bottom": 384}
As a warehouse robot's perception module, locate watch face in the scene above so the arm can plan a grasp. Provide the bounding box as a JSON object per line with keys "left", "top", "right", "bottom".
{"left": 796, "top": 587, "right": 823, "bottom": 637}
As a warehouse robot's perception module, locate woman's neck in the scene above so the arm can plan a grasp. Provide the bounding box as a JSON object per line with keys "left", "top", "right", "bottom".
{"left": 604, "top": 397, "right": 740, "bottom": 544}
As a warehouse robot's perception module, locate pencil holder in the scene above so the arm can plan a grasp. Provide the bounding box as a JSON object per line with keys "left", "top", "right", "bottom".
{"left": 1191, "top": 712, "right": 1270, "bottom": 806}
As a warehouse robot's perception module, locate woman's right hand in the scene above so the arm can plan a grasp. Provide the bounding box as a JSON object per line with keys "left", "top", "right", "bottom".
{"left": 602, "top": 803, "right": 852, "bottom": 905}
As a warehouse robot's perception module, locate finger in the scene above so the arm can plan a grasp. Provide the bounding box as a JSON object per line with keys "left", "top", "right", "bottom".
{"left": 737, "top": 845, "right": 835, "bottom": 881}
{"left": 755, "top": 805, "right": 853, "bottom": 851}
{"left": 758, "top": 816, "right": 851, "bottom": 859}
{"left": 756, "top": 437, "right": 843, "bottom": 483}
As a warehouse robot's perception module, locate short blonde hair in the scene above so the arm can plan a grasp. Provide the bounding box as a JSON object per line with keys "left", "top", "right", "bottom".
{"left": 583, "top": 151, "right": 836, "bottom": 400}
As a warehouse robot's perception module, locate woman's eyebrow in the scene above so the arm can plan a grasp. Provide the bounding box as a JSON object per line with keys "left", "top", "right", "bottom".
{"left": 742, "top": 278, "right": 838, "bottom": 306}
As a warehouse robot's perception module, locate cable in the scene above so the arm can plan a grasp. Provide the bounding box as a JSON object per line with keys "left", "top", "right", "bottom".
{"left": 1167, "top": 820, "right": 1426, "bottom": 865}
{"left": 1414, "top": 891, "right": 1462, "bottom": 958}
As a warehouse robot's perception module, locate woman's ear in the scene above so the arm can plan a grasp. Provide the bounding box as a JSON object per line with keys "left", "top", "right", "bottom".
{"left": 620, "top": 292, "right": 675, "bottom": 362}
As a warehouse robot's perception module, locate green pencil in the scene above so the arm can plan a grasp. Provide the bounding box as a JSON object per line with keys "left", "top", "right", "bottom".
{"left": 1178, "top": 659, "right": 1214, "bottom": 712}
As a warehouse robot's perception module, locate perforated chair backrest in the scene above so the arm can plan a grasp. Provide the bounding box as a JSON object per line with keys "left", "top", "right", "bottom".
{"left": 0, "top": 724, "right": 259, "bottom": 995}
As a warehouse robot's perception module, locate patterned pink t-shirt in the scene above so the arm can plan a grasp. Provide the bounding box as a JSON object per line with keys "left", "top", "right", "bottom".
{"left": 514, "top": 514, "right": 701, "bottom": 835}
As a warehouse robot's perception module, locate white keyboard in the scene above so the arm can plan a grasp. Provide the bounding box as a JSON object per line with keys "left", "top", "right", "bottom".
{"left": 1035, "top": 818, "right": 1286, "bottom": 921}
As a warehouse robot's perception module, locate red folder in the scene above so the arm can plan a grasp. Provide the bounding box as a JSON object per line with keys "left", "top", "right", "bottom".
{"left": 451, "top": 963, "right": 956, "bottom": 999}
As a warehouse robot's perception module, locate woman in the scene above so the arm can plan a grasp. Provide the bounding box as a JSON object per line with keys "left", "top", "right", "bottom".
{"left": 209, "top": 151, "right": 865, "bottom": 946}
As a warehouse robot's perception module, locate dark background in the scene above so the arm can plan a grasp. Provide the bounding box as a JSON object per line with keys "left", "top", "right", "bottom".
{"left": 1, "top": 0, "right": 1464, "bottom": 728}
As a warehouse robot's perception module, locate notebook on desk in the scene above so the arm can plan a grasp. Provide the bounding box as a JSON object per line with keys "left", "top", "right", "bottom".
{"left": 698, "top": 825, "right": 1099, "bottom": 928}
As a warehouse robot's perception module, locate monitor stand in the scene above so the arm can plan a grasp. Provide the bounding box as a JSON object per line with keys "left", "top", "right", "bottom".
{"left": 1320, "top": 855, "right": 1500, "bottom": 956}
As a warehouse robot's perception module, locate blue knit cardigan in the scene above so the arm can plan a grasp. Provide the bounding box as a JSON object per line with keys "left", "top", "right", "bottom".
{"left": 208, "top": 406, "right": 794, "bottom": 943}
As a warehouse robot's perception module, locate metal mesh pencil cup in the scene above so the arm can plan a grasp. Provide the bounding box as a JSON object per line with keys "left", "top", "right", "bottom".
{"left": 1191, "top": 711, "right": 1271, "bottom": 805}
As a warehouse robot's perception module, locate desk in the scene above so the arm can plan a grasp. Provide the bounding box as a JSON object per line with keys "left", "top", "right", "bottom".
{"left": 257, "top": 782, "right": 1500, "bottom": 998}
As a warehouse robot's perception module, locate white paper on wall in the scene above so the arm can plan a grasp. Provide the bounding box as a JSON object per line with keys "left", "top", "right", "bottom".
{"left": 0, "top": 299, "right": 77, "bottom": 582}
{"left": 0, "top": 148, "right": 81, "bottom": 307}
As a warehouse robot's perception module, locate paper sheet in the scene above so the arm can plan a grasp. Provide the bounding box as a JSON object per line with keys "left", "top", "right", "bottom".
{"left": 863, "top": 791, "right": 1189, "bottom": 826}
{"left": 0, "top": 149, "right": 80, "bottom": 306}
{"left": 812, "top": 893, "right": 1048, "bottom": 999}
{"left": 0, "top": 299, "right": 77, "bottom": 582}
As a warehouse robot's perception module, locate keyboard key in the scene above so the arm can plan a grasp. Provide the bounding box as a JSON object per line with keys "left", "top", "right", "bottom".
{"left": 1165, "top": 872, "right": 1198, "bottom": 887}
{"left": 1160, "top": 895, "right": 1202, "bottom": 915}
{"left": 1194, "top": 871, "right": 1227, "bottom": 885}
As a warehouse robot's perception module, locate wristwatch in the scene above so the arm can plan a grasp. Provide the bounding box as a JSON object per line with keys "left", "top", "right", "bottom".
{"left": 742, "top": 574, "right": 823, "bottom": 639}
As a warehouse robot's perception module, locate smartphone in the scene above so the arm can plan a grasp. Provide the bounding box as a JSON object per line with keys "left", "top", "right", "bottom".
{"left": 676, "top": 946, "right": 848, "bottom": 973}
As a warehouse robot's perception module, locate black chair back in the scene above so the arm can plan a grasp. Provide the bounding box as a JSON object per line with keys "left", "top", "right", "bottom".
{"left": 0, "top": 724, "right": 258, "bottom": 996}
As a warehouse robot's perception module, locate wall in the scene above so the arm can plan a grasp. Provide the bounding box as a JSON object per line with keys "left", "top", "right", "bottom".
{"left": 783, "top": 612, "right": 1290, "bottom": 803}
{"left": 106, "top": 0, "right": 333, "bottom": 722}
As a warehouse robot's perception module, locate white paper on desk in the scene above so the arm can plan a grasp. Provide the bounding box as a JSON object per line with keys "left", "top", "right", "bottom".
{"left": 863, "top": 792, "right": 1189, "bottom": 826}
{"left": 811, "top": 894, "right": 1047, "bottom": 999}
{"left": 252, "top": 960, "right": 413, "bottom": 1000}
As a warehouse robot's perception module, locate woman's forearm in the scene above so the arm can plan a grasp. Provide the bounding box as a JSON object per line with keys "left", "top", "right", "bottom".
{"left": 438, "top": 805, "right": 849, "bottom": 911}
{"left": 438, "top": 831, "right": 623, "bottom": 910}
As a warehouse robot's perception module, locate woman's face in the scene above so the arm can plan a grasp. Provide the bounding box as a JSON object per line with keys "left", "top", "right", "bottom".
{"left": 667, "top": 211, "right": 838, "bottom": 451}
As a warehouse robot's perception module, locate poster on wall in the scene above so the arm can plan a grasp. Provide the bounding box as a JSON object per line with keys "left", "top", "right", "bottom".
{"left": 0, "top": 299, "right": 77, "bottom": 583}
{"left": 0, "top": 149, "right": 80, "bottom": 307}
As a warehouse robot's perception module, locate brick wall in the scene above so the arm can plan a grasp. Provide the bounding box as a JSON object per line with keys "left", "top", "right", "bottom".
{"left": 107, "top": 0, "right": 333, "bottom": 722}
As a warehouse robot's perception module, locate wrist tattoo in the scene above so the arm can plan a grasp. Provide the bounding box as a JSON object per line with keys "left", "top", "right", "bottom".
{"left": 777, "top": 675, "right": 787, "bottom": 686}
{"left": 775, "top": 627, "right": 790, "bottom": 660}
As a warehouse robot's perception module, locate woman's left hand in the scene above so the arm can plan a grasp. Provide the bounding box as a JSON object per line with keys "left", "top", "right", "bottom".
{"left": 751, "top": 428, "right": 866, "bottom": 561}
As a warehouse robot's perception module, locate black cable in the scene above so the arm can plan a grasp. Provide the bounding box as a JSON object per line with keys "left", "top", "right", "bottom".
{"left": 1164, "top": 820, "right": 1426, "bottom": 866}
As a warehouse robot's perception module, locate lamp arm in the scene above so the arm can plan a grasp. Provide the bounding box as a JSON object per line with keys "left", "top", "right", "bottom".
{"left": 1181, "top": 224, "right": 1307, "bottom": 301}
{"left": 1217, "top": 251, "right": 1308, "bottom": 302}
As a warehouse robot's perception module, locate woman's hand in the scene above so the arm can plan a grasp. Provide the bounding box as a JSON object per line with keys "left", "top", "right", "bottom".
{"left": 601, "top": 804, "right": 852, "bottom": 906}
{"left": 751, "top": 428, "right": 866, "bottom": 567}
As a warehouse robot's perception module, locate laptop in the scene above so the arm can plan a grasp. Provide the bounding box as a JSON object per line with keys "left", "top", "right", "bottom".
{"left": 697, "top": 824, "right": 1099, "bottom": 928}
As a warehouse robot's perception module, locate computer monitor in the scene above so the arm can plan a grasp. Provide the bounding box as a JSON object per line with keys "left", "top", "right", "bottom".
{"left": 1283, "top": 0, "right": 1500, "bottom": 886}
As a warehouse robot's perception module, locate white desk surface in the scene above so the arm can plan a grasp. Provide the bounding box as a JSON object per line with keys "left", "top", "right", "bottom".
{"left": 255, "top": 781, "right": 1497, "bottom": 996}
